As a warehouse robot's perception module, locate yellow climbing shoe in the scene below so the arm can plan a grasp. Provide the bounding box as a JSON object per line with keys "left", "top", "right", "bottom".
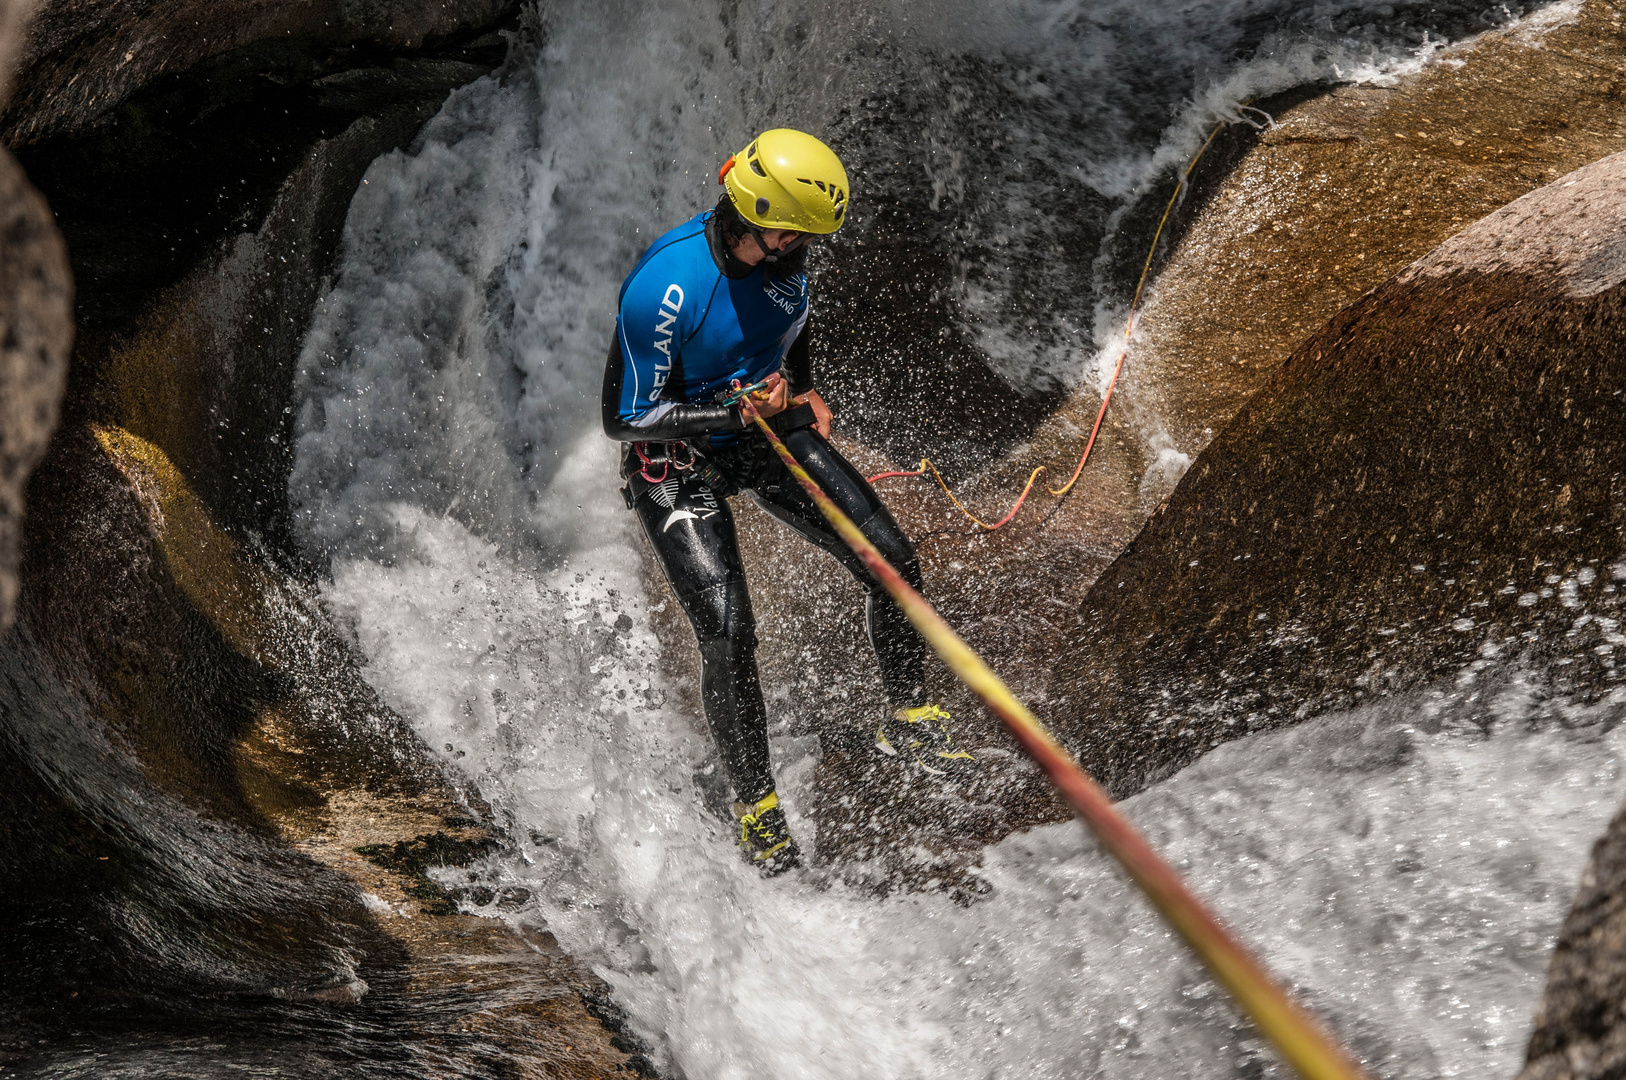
{"left": 732, "top": 791, "right": 801, "bottom": 876}
{"left": 875, "top": 704, "right": 976, "bottom": 776}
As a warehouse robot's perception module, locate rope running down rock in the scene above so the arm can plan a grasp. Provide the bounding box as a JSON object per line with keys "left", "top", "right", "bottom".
{"left": 866, "top": 114, "right": 1233, "bottom": 529}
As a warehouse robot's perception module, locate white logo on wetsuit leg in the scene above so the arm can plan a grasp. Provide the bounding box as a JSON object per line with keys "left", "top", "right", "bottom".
{"left": 648, "top": 476, "right": 681, "bottom": 509}
{"left": 660, "top": 483, "right": 719, "bottom": 532}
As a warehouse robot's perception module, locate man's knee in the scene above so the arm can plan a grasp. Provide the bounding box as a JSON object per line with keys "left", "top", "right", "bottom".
{"left": 687, "top": 581, "right": 757, "bottom": 665}
{"left": 859, "top": 510, "right": 921, "bottom": 589}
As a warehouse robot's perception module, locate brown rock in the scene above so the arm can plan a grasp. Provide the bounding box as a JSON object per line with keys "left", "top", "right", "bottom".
{"left": 928, "top": 0, "right": 1626, "bottom": 613}
{"left": 0, "top": 0, "right": 36, "bottom": 107}
{"left": 1129, "top": 0, "right": 1626, "bottom": 469}
{"left": 0, "top": 147, "right": 71, "bottom": 632}
{"left": 1051, "top": 147, "right": 1626, "bottom": 795}
{"left": 1520, "top": 800, "right": 1626, "bottom": 1080}
{"left": 3, "top": 418, "right": 638, "bottom": 1075}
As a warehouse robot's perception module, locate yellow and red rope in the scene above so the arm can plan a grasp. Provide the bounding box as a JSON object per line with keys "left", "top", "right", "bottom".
{"left": 730, "top": 110, "right": 1372, "bottom": 1078}
{"left": 741, "top": 393, "right": 1370, "bottom": 1080}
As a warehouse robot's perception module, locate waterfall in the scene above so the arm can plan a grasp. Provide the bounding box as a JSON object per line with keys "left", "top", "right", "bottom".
{"left": 288, "top": 1, "right": 1589, "bottom": 1076}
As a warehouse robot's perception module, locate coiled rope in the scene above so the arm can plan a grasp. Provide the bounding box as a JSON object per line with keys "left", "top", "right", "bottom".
{"left": 866, "top": 115, "right": 1232, "bottom": 528}
{"left": 740, "top": 393, "right": 1370, "bottom": 1080}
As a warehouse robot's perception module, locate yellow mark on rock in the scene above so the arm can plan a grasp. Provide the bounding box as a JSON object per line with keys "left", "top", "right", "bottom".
{"left": 91, "top": 424, "right": 274, "bottom": 661}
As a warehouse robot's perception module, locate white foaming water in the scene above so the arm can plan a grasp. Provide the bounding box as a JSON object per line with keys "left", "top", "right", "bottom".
{"left": 324, "top": 478, "right": 1626, "bottom": 1077}
{"left": 289, "top": 0, "right": 1590, "bottom": 1075}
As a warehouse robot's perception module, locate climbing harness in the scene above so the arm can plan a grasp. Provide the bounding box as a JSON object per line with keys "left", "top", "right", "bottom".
{"left": 738, "top": 390, "right": 1369, "bottom": 1080}
{"left": 632, "top": 439, "right": 734, "bottom": 494}
{"left": 633, "top": 440, "right": 699, "bottom": 484}
{"left": 867, "top": 114, "right": 1235, "bottom": 532}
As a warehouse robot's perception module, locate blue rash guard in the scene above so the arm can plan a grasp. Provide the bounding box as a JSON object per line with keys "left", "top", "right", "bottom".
{"left": 601, "top": 209, "right": 809, "bottom": 447}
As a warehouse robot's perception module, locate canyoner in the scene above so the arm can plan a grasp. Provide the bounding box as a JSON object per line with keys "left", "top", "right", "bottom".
{"left": 601, "top": 128, "right": 976, "bottom": 875}
{"left": 600, "top": 120, "right": 1372, "bottom": 1080}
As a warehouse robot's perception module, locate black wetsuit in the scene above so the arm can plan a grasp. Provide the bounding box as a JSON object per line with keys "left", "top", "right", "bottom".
{"left": 602, "top": 212, "right": 927, "bottom": 805}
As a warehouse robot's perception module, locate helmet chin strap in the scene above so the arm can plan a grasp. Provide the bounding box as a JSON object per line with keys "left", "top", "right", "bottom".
{"left": 749, "top": 226, "right": 809, "bottom": 264}
{"left": 750, "top": 230, "right": 779, "bottom": 264}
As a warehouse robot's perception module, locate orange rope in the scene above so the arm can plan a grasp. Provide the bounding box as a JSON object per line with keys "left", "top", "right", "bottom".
{"left": 867, "top": 115, "right": 1231, "bottom": 522}
{"left": 881, "top": 459, "right": 1049, "bottom": 530}
{"left": 742, "top": 395, "right": 1371, "bottom": 1080}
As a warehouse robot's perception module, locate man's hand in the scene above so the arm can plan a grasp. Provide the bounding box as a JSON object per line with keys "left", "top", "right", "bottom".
{"left": 793, "top": 388, "right": 833, "bottom": 439}
{"left": 747, "top": 372, "right": 791, "bottom": 419}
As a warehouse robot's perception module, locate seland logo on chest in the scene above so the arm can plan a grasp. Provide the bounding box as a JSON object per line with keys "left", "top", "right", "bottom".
{"left": 763, "top": 275, "right": 803, "bottom": 316}
{"left": 651, "top": 284, "right": 683, "bottom": 389}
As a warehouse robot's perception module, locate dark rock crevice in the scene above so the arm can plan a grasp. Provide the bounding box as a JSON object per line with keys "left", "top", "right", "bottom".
{"left": 14, "top": 12, "right": 521, "bottom": 556}
{"left": 14, "top": 22, "right": 513, "bottom": 331}
{"left": 1, "top": 0, "right": 518, "bottom": 148}
{"left": 1522, "top": 800, "right": 1626, "bottom": 1080}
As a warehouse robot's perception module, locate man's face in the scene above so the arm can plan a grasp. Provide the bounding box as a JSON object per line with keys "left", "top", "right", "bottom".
{"left": 759, "top": 229, "right": 809, "bottom": 253}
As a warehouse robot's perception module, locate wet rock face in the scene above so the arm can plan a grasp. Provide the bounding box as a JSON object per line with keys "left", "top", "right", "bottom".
{"left": 64, "top": 102, "right": 468, "bottom": 553}
{"left": 0, "top": 148, "right": 71, "bottom": 633}
{"left": 2, "top": 0, "right": 514, "bottom": 146}
{"left": 1522, "top": 801, "right": 1626, "bottom": 1080}
{"left": 732, "top": 3, "right": 1626, "bottom": 858}
{"left": 0, "top": 1, "right": 631, "bottom": 1069}
{"left": 0, "top": 0, "right": 518, "bottom": 633}
{"left": 8, "top": 7, "right": 514, "bottom": 557}
{"left": 1051, "top": 149, "right": 1626, "bottom": 797}
{"left": 1129, "top": 0, "right": 1626, "bottom": 470}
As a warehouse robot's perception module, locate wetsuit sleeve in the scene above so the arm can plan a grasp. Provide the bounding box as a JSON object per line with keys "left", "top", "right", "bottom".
{"left": 601, "top": 267, "right": 744, "bottom": 442}
{"left": 601, "top": 336, "right": 743, "bottom": 442}
{"left": 785, "top": 318, "right": 814, "bottom": 396}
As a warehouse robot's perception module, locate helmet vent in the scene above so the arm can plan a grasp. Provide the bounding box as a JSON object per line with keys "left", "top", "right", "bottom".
{"left": 750, "top": 158, "right": 767, "bottom": 177}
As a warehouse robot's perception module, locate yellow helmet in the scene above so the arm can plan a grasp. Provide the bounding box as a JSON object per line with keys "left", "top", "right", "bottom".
{"left": 718, "top": 128, "right": 850, "bottom": 234}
